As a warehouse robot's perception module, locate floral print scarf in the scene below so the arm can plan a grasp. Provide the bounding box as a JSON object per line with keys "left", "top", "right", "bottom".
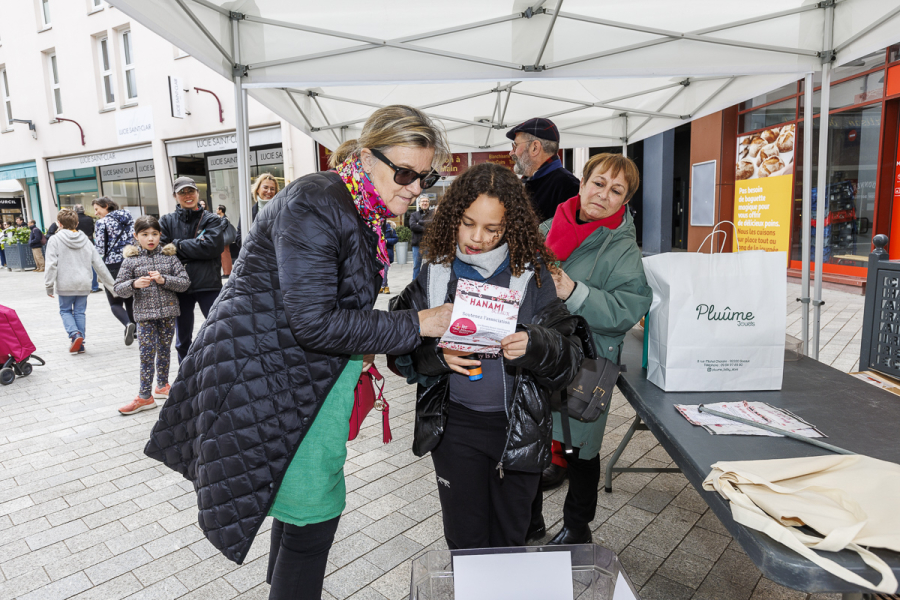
{"left": 337, "top": 155, "right": 393, "bottom": 278}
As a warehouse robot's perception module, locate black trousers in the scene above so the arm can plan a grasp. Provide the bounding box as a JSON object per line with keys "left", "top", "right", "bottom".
{"left": 430, "top": 402, "right": 540, "bottom": 549}
{"left": 174, "top": 290, "right": 219, "bottom": 363}
{"left": 267, "top": 516, "right": 340, "bottom": 600}
{"left": 532, "top": 447, "right": 602, "bottom": 531}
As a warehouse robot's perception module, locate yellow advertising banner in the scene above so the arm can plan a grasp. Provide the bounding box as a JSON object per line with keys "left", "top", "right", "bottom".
{"left": 733, "top": 174, "right": 793, "bottom": 256}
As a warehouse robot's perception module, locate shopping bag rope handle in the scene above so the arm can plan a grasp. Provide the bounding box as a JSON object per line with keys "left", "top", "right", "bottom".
{"left": 698, "top": 220, "right": 740, "bottom": 253}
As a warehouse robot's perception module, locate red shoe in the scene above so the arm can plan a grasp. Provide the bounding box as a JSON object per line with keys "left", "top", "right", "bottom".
{"left": 69, "top": 335, "right": 84, "bottom": 353}
{"left": 153, "top": 384, "right": 171, "bottom": 399}
{"left": 118, "top": 396, "right": 157, "bottom": 415}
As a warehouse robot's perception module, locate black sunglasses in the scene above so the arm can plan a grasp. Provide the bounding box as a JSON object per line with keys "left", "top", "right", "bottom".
{"left": 370, "top": 148, "right": 441, "bottom": 189}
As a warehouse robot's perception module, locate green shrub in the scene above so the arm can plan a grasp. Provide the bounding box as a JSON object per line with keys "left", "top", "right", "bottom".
{"left": 396, "top": 226, "right": 412, "bottom": 243}
{"left": 0, "top": 227, "right": 31, "bottom": 249}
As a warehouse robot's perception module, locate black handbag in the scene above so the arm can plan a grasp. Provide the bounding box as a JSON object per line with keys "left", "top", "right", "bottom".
{"left": 551, "top": 353, "right": 623, "bottom": 454}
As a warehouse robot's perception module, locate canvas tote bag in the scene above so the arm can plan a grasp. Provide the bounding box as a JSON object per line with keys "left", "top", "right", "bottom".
{"left": 642, "top": 223, "right": 786, "bottom": 391}
{"left": 703, "top": 454, "right": 900, "bottom": 593}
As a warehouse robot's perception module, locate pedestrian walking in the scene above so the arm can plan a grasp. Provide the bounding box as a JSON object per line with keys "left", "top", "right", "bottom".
{"left": 537, "top": 152, "right": 652, "bottom": 546}
{"left": 216, "top": 205, "right": 236, "bottom": 277}
{"left": 409, "top": 195, "right": 432, "bottom": 280}
{"left": 28, "top": 219, "right": 45, "bottom": 272}
{"left": 507, "top": 117, "right": 580, "bottom": 223}
{"left": 158, "top": 177, "right": 226, "bottom": 363}
{"left": 381, "top": 220, "right": 398, "bottom": 293}
{"left": 0, "top": 221, "right": 8, "bottom": 267}
{"left": 74, "top": 204, "right": 100, "bottom": 292}
{"left": 144, "top": 105, "right": 454, "bottom": 600}
{"left": 44, "top": 209, "right": 116, "bottom": 354}
{"left": 390, "top": 162, "right": 586, "bottom": 550}
{"left": 93, "top": 197, "right": 138, "bottom": 346}
{"left": 234, "top": 172, "right": 279, "bottom": 250}
{"left": 114, "top": 215, "right": 191, "bottom": 415}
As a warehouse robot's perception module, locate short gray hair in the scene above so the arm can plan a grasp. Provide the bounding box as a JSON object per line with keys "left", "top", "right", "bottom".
{"left": 523, "top": 133, "right": 559, "bottom": 157}
{"left": 73, "top": 204, "right": 85, "bottom": 214}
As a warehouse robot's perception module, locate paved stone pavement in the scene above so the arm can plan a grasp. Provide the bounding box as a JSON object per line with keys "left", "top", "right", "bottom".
{"left": 0, "top": 262, "right": 868, "bottom": 600}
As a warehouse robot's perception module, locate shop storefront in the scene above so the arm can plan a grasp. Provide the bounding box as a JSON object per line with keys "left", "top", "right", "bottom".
{"left": 47, "top": 146, "right": 156, "bottom": 218}
{"left": 0, "top": 161, "right": 42, "bottom": 227}
{"left": 0, "top": 197, "right": 25, "bottom": 225}
{"left": 692, "top": 43, "right": 900, "bottom": 288}
{"left": 167, "top": 126, "right": 284, "bottom": 221}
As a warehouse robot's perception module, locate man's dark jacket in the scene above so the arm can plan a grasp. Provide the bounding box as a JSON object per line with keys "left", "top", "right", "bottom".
{"left": 144, "top": 171, "right": 421, "bottom": 564}
{"left": 28, "top": 226, "right": 43, "bottom": 248}
{"left": 159, "top": 206, "right": 226, "bottom": 294}
{"left": 77, "top": 213, "right": 95, "bottom": 242}
{"left": 409, "top": 208, "right": 432, "bottom": 247}
{"left": 389, "top": 266, "right": 594, "bottom": 473}
{"left": 525, "top": 159, "right": 581, "bottom": 223}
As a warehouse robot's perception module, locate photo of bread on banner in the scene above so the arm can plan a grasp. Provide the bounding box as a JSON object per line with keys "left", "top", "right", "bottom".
{"left": 736, "top": 123, "right": 795, "bottom": 181}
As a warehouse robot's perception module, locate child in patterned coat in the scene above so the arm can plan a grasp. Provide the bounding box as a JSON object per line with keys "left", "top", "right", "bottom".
{"left": 114, "top": 215, "right": 191, "bottom": 415}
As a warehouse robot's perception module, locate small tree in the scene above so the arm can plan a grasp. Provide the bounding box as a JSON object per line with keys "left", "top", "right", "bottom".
{"left": 396, "top": 226, "right": 412, "bottom": 243}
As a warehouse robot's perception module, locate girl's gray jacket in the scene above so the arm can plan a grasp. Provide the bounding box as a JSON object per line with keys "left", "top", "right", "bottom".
{"left": 113, "top": 244, "right": 191, "bottom": 322}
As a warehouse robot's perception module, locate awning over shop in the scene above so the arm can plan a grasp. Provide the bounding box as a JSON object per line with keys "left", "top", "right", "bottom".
{"left": 0, "top": 162, "right": 37, "bottom": 182}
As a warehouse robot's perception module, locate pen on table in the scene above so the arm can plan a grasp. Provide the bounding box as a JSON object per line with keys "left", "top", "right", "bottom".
{"left": 697, "top": 405, "right": 855, "bottom": 455}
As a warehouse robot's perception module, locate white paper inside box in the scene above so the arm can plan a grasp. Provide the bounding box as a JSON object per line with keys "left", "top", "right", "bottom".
{"left": 849, "top": 371, "right": 900, "bottom": 397}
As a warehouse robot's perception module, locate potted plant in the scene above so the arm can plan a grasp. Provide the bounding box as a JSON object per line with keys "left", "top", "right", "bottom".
{"left": 0, "top": 227, "right": 36, "bottom": 271}
{"left": 395, "top": 226, "right": 412, "bottom": 265}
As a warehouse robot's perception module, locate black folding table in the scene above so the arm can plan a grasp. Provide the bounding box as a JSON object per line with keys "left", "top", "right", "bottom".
{"left": 604, "top": 334, "right": 900, "bottom": 598}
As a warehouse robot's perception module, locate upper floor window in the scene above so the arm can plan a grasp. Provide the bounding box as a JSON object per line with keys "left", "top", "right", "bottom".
{"left": 121, "top": 30, "right": 137, "bottom": 102}
{"left": 40, "top": 0, "right": 51, "bottom": 27}
{"left": 98, "top": 37, "right": 115, "bottom": 107}
{"left": 1, "top": 68, "right": 12, "bottom": 130}
{"left": 49, "top": 53, "right": 62, "bottom": 115}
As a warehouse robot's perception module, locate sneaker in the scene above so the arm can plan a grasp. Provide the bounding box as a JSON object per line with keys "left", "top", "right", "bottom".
{"left": 153, "top": 384, "right": 171, "bottom": 399}
{"left": 69, "top": 334, "right": 84, "bottom": 353}
{"left": 124, "top": 322, "right": 136, "bottom": 346}
{"left": 77, "top": 343, "right": 86, "bottom": 354}
{"left": 118, "top": 396, "right": 157, "bottom": 415}
{"left": 383, "top": 286, "right": 390, "bottom": 294}
{"left": 91, "top": 288, "right": 101, "bottom": 293}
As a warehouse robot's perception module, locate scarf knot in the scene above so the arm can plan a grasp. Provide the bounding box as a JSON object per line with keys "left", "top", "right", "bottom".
{"left": 337, "top": 155, "right": 393, "bottom": 277}
{"left": 545, "top": 195, "right": 625, "bottom": 261}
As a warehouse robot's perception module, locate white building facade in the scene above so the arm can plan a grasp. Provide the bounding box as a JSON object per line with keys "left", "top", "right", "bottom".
{"left": 0, "top": 0, "right": 317, "bottom": 228}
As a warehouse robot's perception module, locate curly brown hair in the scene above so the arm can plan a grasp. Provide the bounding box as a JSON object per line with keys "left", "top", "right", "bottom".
{"left": 420, "top": 162, "right": 556, "bottom": 287}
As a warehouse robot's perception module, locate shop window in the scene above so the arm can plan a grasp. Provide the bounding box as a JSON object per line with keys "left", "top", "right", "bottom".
{"left": 98, "top": 37, "right": 115, "bottom": 108}
{"left": 739, "top": 98, "right": 796, "bottom": 134}
{"left": 120, "top": 30, "right": 137, "bottom": 102}
{"left": 806, "top": 50, "right": 887, "bottom": 89}
{"left": 48, "top": 53, "right": 62, "bottom": 116}
{"left": 100, "top": 161, "right": 157, "bottom": 218}
{"left": 811, "top": 71, "right": 884, "bottom": 113}
{"left": 1, "top": 67, "right": 11, "bottom": 131}
{"left": 791, "top": 105, "right": 881, "bottom": 269}
{"left": 738, "top": 82, "right": 798, "bottom": 111}
{"left": 54, "top": 168, "right": 99, "bottom": 214}
{"left": 891, "top": 44, "right": 900, "bottom": 64}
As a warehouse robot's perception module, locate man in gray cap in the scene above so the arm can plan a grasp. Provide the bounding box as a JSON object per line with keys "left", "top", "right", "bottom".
{"left": 507, "top": 117, "right": 580, "bottom": 223}
{"left": 159, "top": 177, "right": 226, "bottom": 362}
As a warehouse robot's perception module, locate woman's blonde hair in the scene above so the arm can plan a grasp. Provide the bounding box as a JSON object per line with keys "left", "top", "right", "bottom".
{"left": 250, "top": 172, "right": 279, "bottom": 203}
{"left": 327, "top": 105, "right": 450, "bottom": 171}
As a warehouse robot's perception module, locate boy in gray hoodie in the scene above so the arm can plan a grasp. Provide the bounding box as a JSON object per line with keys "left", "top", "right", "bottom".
{"left": 44, "top": 209, "right": 116, "bottom": 353}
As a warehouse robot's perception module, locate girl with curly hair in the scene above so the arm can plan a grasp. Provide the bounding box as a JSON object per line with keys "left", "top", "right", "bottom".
{"left": 389, "top": 161, "right": 589, "bottom": 549}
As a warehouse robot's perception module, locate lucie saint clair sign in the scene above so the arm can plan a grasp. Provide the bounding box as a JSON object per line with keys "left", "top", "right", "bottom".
{"left": 116, "top": 106, "right": 155, "bottom": 145}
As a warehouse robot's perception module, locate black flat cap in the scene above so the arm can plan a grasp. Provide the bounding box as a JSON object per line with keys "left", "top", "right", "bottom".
{"left": 505, "top": 117, "right": 560, "bottom": 143}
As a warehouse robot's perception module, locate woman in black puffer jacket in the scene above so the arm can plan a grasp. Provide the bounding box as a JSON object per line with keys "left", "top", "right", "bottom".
{"left": 144, "top": 106, "right": 452, "bottom": 600}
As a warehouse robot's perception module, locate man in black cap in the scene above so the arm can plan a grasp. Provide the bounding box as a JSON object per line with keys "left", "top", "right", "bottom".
{"left": 507, "top": 117, "right": 580, "bottom": 223}
{"left": 159, "top": 176, "right": 226, "bottom": 362}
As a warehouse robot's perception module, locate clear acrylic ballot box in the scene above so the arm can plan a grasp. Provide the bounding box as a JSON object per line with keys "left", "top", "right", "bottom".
{"left": 409, "top": 544, "right": 640, "bottom": 600}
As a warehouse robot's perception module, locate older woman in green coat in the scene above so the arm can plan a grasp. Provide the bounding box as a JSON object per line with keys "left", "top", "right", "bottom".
{"left": 537, "top": 153, "right": 652, "bottom": 545}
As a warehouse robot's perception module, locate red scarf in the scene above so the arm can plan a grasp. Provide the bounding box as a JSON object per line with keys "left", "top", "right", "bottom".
{"left": 545, "top": 195, "right": 625, "bottom": 261}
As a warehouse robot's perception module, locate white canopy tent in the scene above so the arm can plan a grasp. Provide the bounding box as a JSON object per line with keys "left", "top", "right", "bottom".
{"left": 108, "top": 0, "right": 900, "bottom": 358}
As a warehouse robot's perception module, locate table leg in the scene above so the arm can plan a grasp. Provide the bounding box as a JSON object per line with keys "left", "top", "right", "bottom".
{"left": 604, "top": 415, "right": 681, "bottom": 493}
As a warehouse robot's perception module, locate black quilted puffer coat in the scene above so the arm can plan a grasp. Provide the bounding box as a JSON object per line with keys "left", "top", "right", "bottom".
{"left": 144, "top": 171, "right": 421, "bottom": 564}
{"left": 390, "top": 266, "right": 594, "bottom": 474}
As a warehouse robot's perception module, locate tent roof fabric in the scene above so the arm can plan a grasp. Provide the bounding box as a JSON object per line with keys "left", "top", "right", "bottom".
{"left": 109, "top": 0, "right": 900, "bottom": 151}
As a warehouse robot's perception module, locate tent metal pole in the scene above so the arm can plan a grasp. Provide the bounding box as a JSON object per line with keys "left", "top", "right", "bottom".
{"left": 812, "top": 3, "right": 835, "bottom": 360}
{"left": 801, "top": 73, "right": 814, "bottom": 356}
{"left": 629, "top": 85, "right": 686, "bottom": 138}
{"left": 622, "top": 115, "right": 628, "bottom": 155}
{"left": 534, "top": 0, "right": 564, "bottom": 68}
{"left": 833, "top": 4, "right": 900, "bottom": 54}
{"left": 232, "top": 17, "right": 252, "bottom": 245}
{"left": 174, "top": 0, "right": 232, "bottom": 62}
{"left": 689, "top": 76, "right": 736, "bottom": 117}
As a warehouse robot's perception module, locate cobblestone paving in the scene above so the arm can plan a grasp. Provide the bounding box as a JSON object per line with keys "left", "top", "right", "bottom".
{"left": 0, "top": 264, "right": 866, "bottom": 599}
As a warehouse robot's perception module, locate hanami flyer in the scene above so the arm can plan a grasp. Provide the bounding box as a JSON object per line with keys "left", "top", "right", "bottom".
{"left": 438, "top": 278, "right": 522, "bottom": 355}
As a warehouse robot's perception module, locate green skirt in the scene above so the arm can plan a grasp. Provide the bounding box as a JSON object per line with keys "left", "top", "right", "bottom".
{"left": 268, "top": 356, "right": 362, "bottom": 527}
